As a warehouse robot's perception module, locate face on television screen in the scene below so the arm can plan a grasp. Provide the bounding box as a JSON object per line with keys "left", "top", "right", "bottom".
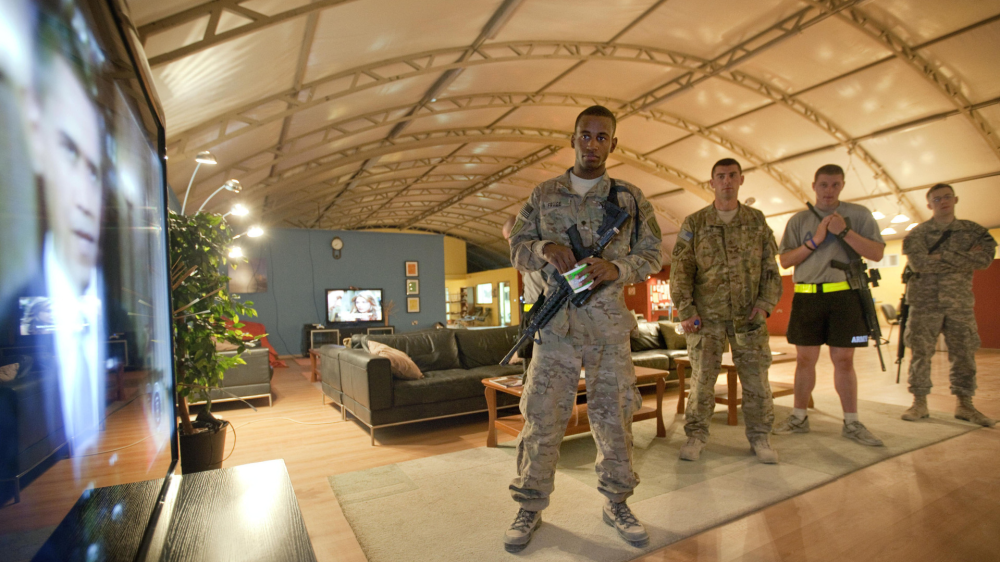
{"left": 328, "top": 290, "right": 383, "bottom": 322}
{"left": 0, "top": 0, "right": 174, "bottom": 550}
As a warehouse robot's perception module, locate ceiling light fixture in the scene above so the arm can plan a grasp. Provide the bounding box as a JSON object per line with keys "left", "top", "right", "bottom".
{"left": 181, "top": 151, "right": 218, "bottom": 214}
{"left": 890, "top": 212, "right": 909, "bottom": 224}
{"left": 881, "top": 227, "right": 897, "bottom": 236}
{"left": 871, "top": 210, "right": 885, "bottom": 219}
{"left": 906, "top": 223, "right": 918, "bottom": 231}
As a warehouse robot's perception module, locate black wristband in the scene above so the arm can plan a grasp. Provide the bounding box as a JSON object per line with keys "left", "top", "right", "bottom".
{"left": 836, "top": 227, "right": 850, "bottom": 240}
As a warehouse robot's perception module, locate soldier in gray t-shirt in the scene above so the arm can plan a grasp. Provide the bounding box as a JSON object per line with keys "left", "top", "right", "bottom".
{"left": 773, "top": 165, "right": 888, "bottom": 447}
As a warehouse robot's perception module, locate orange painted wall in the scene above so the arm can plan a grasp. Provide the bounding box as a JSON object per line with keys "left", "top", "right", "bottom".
{"left": 973, "top": 260, "right": 1000, "bottom": 349}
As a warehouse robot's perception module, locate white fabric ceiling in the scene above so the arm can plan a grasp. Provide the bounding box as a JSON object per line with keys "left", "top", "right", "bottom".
{"left": 125, "top": 0, "right": 1000, "bottom": 263}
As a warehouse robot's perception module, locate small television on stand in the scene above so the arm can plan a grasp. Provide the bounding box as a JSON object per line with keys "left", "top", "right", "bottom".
{"left": 326, "top": 289, "right": 384, "bottom": 323}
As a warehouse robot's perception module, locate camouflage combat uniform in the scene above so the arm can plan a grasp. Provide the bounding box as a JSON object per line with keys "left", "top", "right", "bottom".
{"left": 903, "top": 219, "right": 996, "bottom": 397}
{"left": 670, "top": 204, "right": 783, "bottom": 442}
{"left": 508, "top": 170, "right": 662, "bottom": 511}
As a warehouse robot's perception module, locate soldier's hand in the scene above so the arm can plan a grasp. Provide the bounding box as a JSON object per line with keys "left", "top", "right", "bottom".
{"left": 813, "top": 215, "right": 833, "bottom": 242}
{"left": 542, "top": 243, "right": 577, "bottom": 274}
{"left": 828, "top": 213, "right": 847, "bottom": 235}
{"left": 681, "top": 315, "right": 701, "bottom": 333}
{"left": 748, "top": 307, "right": 767, "bottom": 322}
{"left": 578, "top": 257, "right": 619, "bottom": 285}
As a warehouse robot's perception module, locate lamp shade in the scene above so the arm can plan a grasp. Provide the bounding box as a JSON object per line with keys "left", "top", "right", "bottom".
{"left": 223, "top": 179, "right": 242, "bottom": 193}
{"left": 195, "top": 151, "right": 217, "bottom": 165}
{"left": 247, "top": 226, "right": 264, "bottom": 238}
{"left": 230, "top": 203, "right": 249, "bottom": 217}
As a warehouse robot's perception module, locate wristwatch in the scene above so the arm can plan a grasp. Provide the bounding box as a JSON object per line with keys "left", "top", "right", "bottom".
{"left": 836, "top": 226, "right": 851, "bottom": 240}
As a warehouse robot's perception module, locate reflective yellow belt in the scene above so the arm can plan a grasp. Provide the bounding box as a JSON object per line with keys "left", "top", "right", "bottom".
{"left": 523, "top": 303, "right": 532, "bottom": 312}
{"left": 794, "top": 281, "right": 851, "bottom": 294}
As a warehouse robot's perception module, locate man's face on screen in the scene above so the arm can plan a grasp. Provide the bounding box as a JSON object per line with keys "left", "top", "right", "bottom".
{"left": 36, "top": 56, "right": 103, "bottom": 293}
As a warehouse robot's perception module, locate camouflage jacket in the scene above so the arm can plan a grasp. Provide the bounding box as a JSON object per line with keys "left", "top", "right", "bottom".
{"left": 670, "top": 203, "right": 782, "bottom": 325}
{"left": 903, "top": 219, "right": 996, "bottom": 309}
{"left": 509, "top": 170, "right": 662, "bottom": 344}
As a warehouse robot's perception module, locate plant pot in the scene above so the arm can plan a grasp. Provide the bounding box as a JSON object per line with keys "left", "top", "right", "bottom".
{"left": 179, "top": 419, "right": 229, "bottom": 474}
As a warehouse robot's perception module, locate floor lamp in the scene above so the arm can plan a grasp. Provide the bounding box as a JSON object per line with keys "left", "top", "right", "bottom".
{"left": 197, "top": 179, "right": 242, "bottom": 213}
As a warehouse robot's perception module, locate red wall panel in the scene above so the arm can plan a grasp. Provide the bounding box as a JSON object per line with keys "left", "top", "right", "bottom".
{"left": 973, "top": 260, "right": 1000, "bottom": 349}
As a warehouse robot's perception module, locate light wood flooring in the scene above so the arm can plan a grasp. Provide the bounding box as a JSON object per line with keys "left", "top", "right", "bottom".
{"left": 7, "top": 339, "right": 999, "bottom": 561}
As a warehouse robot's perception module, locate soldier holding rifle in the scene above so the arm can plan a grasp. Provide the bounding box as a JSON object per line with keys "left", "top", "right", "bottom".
{"left": 901, "top": 182, "right": 996, "bottom": 427}
{"left": 503, "top": 105, "right": 661, "bottom": 552}
{"left": 773, "top": 164, "right": 887, "bottom": 446}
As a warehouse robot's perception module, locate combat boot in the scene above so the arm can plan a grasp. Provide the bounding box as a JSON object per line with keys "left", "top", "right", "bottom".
{"left": 503, "top": 508, "right": 541, "bottom": 552}
{"left": 901, "top": 395, "right": 929, "bottom": 421}
{"left": 678, "top": 437, "right": 705, "bottom": 461}
{"left": 749, "top": 436, "right": 779, "bottom": 464}
{"left": 603, "top": 499, "right": 648, "bottom": 546}
{"left": 955, "top": 396, "right": 996, "bottom": 428}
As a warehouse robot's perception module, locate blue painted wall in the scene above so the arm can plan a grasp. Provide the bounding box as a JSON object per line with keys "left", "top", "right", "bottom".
{"left": 232, "top": 228, "right": 446, "bottom": 355}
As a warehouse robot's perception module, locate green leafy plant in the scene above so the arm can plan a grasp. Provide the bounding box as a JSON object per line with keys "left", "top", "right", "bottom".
{"left": 168, "top": 210, "right": 261, "bottom": 436}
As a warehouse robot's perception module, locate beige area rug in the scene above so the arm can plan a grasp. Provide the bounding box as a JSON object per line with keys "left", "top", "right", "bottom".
{"left": 328, "top": 396, "right": 979, "bottom": 562}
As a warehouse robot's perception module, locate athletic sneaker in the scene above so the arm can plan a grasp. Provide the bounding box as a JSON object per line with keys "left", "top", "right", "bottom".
{"left": 603, "top": 500, "right": 648, "bottom": 546}
{"left": 772, "top": 415, "right": 810, "bottom": 435}
{"left": 842, "top": 420, "right": 884, "bottom": 446}
{"left": 503, "top": 508, "right": 541, "bottom": 552}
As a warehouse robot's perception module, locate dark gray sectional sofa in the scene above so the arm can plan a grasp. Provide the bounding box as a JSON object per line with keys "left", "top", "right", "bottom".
{"left": 317, "top": 322, "right": 689, "bottom": 444}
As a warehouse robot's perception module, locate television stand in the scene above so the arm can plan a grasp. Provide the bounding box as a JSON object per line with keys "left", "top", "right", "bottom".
{"left": 35, "top": 459, "right": 316, "bottom": 561}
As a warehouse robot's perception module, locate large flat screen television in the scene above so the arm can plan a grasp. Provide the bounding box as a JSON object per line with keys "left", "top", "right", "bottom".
{"left": 327, "top": 289, "right": 384, "bottom": 323}
{"left": 0, "top": 0, "right": 176, "bottom": 558}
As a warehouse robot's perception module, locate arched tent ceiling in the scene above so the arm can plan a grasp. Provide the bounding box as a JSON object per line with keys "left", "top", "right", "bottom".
{"left": 126, "top": 0, "right": 1000, "bottom": 265}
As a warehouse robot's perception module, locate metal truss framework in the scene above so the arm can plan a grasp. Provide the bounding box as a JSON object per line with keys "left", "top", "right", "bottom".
{"left": 617, "top": 0, "right": 864, "bottom": 117}
{"left": 837, "top": 7, "right": 1000, "bottom": 160}
{"left": 138, "top": 0, "right": 356, "bottom": 66}
{"left": 191, "top": 91, "right": 810, "bottom": 215}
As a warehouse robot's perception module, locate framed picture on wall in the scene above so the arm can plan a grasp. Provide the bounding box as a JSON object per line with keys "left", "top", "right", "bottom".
{"left": 405, "top": 261, "right": 419, "bottom": 277}
{"left": 406, "top": 279, "right": 419, "bottom": 295}
{"left": 407, "top": 297, "right": 420, "bottom": 313}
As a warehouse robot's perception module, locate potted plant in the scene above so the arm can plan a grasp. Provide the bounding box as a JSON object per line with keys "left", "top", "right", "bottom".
{"left": 168, "top": 210, "right": 260, "bottom": 473}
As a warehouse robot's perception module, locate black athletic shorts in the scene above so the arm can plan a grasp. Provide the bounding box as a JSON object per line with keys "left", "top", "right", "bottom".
{"left": 787, "top": 289, "right": 869, "bottom": 348}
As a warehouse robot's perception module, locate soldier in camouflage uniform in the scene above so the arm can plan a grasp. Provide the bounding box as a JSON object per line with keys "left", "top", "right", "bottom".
{"left": 902, "top": 183, "right": 997, "bottom": 427}
{"left": 670, "top": 159, "right": 783, "bottom": 463}
{"left": 503, "top": 106, "right": 662, "bottom": 552}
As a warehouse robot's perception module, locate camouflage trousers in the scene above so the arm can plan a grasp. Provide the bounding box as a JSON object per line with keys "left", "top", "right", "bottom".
{"left": 685, "top": 320, "right": 774, "bottom": 442}
{"left": 905, "top": 307, "right": 979, "bottom": 397}
{"left": 510, "top": 340, "right": 640, "bottom": 511}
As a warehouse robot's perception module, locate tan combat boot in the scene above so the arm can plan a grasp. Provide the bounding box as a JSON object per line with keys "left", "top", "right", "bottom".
{"left": 955, "top": 396, "right": 996, "bottom": 428}
{"left": 679, "top": 437, "right": 706, "bottom": 461}
{"left": 750, "top": 436, "right": 779, "bottom": 464}
{"left": 901, "top": 395, "right": 929, "bottom": 421}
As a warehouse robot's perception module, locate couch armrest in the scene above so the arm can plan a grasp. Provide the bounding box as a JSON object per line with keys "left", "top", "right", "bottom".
{"left": 317, "top": 346, "right": 343, "bottom": 395}
{"left": 338, "top": 349, "right": 393, "bottom": 411}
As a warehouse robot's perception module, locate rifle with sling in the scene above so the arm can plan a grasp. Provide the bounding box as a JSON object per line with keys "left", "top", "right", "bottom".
{"left": 895, "top": 229, "right": 953, "bottom": 382}
{"left": 501, "top": 181, "right": 632, "bottom": 366}
{"left": 806, "top": 202, "right": 886, "bottom": 371}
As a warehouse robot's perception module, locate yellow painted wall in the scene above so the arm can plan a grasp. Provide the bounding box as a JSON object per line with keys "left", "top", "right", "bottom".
{"left": 444, "top": 236, "right": 467, "bottom": 278}
{"left": 445, "top": 267, "right": 521, "bottom": 326}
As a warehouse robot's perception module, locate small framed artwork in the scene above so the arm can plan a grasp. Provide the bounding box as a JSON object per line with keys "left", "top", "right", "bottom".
{"left": 406, "top": 279, "right": 419, "bottom": 295}
{"left": 407, "top": 297, "right": 420, "bottom": 313}
{"left": 405, "top": 261, "right": 419, "bottom": 277}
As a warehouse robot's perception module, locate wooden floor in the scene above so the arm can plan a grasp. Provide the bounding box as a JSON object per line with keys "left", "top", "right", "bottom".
{"left": 6, "top": 339, "right": 998, "bottom": 561}
{"left": 197, "top": 339, "right": 999, "bottom": 562}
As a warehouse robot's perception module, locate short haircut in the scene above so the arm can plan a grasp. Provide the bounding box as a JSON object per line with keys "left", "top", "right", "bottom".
{"left": 711, "top": 158, "right": 742, "bottom": 176}
{"left": 575, "top": 105, "right": 616, "bottom": 135}
{"left": 814, "top": 164, "right": 845, "bottom": 181}
{"left": 926, "top": 183, "right": 954, "bottom": 200}
{"left": 34, "top": 2, "right": 102, "bottom": 104}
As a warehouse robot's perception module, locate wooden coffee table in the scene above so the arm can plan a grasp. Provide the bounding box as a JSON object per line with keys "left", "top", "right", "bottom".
{"left": 482, "top": 366, "right": 670, "bottom": 447}
{"left": 674, "top": 352, "right": 810, "bottom": 426}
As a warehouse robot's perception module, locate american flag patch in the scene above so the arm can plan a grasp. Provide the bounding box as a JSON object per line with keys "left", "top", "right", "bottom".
{"left": 518, "top": 203, "right": 534, "bottom": 221}
{"left": 679, "top": 230, "right": 693, "bottom": 242}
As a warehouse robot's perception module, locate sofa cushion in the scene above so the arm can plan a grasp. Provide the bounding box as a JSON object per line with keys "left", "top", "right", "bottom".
{"left": 454, "top": 326, "right": 520, "bottom": 369}
{"left": 658, "top": 321, "right": 687, "bottom": 350}
{"left": 368, "top": 340, "right": 423, "bottom": 380}
{"left": 630, "top": 322, "right": 662, "bottom": 352}
{"left": 631, "top": 350, "right": 673, "bottom": 371}
{"left": 393, "top": 365, "right": 518, "bottom": 408}
{"left": 366, "top": 329, "right": 461, "bottom": 372}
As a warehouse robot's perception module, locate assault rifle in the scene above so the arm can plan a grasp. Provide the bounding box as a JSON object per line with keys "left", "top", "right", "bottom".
{"left": 895, "top": 229, "right": 952, "bottom": 383}
{"left": 807, "top": 203, "right": 885, "bottom": 371}
{"left": 500, "top": 195, "right": 630, "bottom": 366}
